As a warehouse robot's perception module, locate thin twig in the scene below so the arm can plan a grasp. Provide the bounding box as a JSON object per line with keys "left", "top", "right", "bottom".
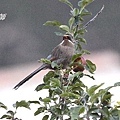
{"left": 83, "top": 5, "right": 104, "bottom": 29}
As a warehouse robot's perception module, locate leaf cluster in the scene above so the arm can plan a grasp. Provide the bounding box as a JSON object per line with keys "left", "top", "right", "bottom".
{"left": 0, "top": 100, "right": 29, "bottom": 120}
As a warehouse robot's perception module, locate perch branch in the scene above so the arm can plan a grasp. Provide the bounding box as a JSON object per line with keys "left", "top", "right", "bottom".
{"left": 83, "top": 5, "right": 104, "bottom": 29}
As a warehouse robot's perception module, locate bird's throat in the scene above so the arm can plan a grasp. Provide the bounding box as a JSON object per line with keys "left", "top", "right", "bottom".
{"left": 60, "top": 39, "right": 74, "bottom": 47}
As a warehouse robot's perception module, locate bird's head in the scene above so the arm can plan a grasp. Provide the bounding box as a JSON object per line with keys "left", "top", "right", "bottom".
{"left": 61, "top": 34, "right": 74, "bottom": 47}
{"left": 63, "top": 34, "right": 72, "bottom": 41}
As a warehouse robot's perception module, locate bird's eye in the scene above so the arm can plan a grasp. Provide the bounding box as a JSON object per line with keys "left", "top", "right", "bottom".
{"left": 67, "top": 36, "right": 71, "bottom": 40}
{"left": 63, "top": 35, "right": 72, "bottom": 40}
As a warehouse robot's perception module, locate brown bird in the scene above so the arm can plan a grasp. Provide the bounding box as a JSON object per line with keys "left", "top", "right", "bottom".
{"left": 13, "top": 34, "right": 75, "bottom": 90}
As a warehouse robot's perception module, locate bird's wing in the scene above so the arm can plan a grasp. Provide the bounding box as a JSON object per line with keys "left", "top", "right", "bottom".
{"left": 50, "top": 45, "right": 62, "bottom": 60}
{"left": 48, "top": 45, "right": 70, "bottom": 67}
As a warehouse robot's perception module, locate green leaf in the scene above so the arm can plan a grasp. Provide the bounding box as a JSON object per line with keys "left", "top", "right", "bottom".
{"left": 34, "top": 107, "right": 46, "bottom": 116}
{"left": 78, "top": 37, "right": 87, "bottom": 44}
{"left": 90, "top": 93, "right": 100, "bottom": 104}
{"left": 81, "top": 9, "right": 92, "bottom": 16}
{"left": 35, "top": 83, "right": 46, "bottom": 91}
{"left": 75, "top": 42, "right": 82, "bottom": 52}
{"left": 79, "top": 106, "right": 85, "bottom": 114}
{"left": 81, "top": 49, "right": 90, "bottom": 55}
{"left": 59, "top": 25, "right": 70, "bottom": 32}
{"left": 102, "top": 92, "right": 112, "bottom": 105}
{"left": 36, "top": 84, "right": 46, "bottom": 91}
{"left": 86, "top": 60, "right": 96, "bottom": 73}
{"left": 0, "top": 114, "right": 12, "bottom": 119}
{"left": 68, "top": 17, "right": 75, "bottom": 28}
{"left": 78, "top": 0, "right": 94, "bottom": 8}
{"left": 40, "top": 58, "right": 51, "bottom": 64}
{"left": 51, "top": 78, "right": 61, "bottom": 87}
{"left": 0, "top": 102, "right": 7, "bottom": 110}
{"left": 42, "top": 97, "right": 51, "bottom": 103}
{"left": 116, "top": 102, "right": 120, "bottom": 106}
{"left": 71, "top": 8, "right": 80, "bottom": 17}
{"left": 15, "top": 100, "right": 30, "bottom": 109}
{"left": 7, "top": 110, "right": 14, "bottom": 116}
{"left": 54, "top": 32, "right": 64, "bottom": 36}
{"left": 60, "top": 92, "right": 79, "bottom": 99}
{"left": 114, "top": 82, "right": 120, "bottom": 87}
{"left": 43, "top": 71, "right": 55, "bottom": 83}
{"left": 110, "top": 109, "right": 120, "bottom": 120}
{"left": 43, "top": 85, "right": 51, "bottom": 89}
{"left": 59, "top": 0, "right": 73, "bottom": 9}
{"left": 50, "top": 107, "right": 61, "bottom": 116}
{"left": 72, "top": 81, "right": 85, "bottom": 90}
{"left": 100, "top": 107, "right": 109, "bottom": 118}
{"left": 77, "top": 29, "right": 86, "bottom": 35}
{"left": 70, "top": 106, "right": 81, "bottom": 120}
{"left": 50, "top": 114, "right": 57, "bottom": 120}
{"left": 28, "top": 100, "right": 40, "bottom": 105}
{"left": 43, "top": 20, "right": 61, "bottom": 26}
{"left": 71, "top": 53, "right": 82, "bottom": 62}
{"left": 78, "top": 1, "right": 82, "bottom": 7}
{"left": 51, "top": 61, "right": 59, "bottom": 69}
{"left": 87, "top": 83, "right": 104, "bottom": 96}
{"left": 90, "top": 89, "right": 106, "bottom": 103}
{"left": 104, "top": 86, "right": 114, "bottom": 92}
{"left": 84, "top": 74, "right": 95, "bottom": 80}
{"left": 42, "top": 115, "right": 49, "bottom": 120}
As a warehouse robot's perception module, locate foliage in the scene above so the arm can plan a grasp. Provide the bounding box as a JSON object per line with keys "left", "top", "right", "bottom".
{"left": 0, "top": 100, "right": 29, "bottom": 120}
{"left": 0, "top": 0, "right": 120, "bottom": 120}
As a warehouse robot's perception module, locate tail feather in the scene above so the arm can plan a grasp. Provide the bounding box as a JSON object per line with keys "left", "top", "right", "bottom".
{"left": 13, "top": 64, "right": 47, "bottom": 90}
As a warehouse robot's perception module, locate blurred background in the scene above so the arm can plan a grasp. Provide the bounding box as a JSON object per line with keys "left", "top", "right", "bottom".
{"left": 0, "top": 0, "right": 120, "bottom": 119}
{"left": 0, "top": 0, "right": 120, "bottom": 67}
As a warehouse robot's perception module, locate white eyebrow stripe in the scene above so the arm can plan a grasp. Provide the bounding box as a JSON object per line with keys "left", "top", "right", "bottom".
{"left": 60, "top": 39, "right": 73, "bottom": 45}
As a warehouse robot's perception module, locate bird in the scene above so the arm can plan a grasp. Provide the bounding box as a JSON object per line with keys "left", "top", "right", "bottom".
{"left": 13, "top": 34, "right": 75, "bottom": 90}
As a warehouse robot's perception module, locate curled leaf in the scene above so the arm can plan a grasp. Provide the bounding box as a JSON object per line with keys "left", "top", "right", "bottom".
{"left": 59, "top": 25, "right": 70, "bottom": 32}
{"left": 0, "top": 102, "right": 7, "bottom": 110}
{"left": 86, "top": 60, "right": 96, "bottom": 73}
{"left": 0, "top": 115, "right": 12, "bottom": 119}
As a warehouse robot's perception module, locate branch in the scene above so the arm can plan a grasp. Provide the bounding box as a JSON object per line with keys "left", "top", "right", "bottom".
{"left": 83, "top": 5, "right": 104, "bottom": 29}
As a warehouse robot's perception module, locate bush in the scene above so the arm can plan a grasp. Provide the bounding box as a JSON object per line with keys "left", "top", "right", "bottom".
{"left": 1, "top": 0, "right": 120, "bottom": 120}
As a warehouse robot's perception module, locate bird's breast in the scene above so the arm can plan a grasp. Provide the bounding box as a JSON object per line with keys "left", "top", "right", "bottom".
{"left": 60, "top": 45, "right": 74, "bottom": 58}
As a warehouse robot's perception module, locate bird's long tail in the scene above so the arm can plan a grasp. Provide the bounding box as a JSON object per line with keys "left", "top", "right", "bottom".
{"left": 13, "top": 64, "right": 47, "bottom": 90}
